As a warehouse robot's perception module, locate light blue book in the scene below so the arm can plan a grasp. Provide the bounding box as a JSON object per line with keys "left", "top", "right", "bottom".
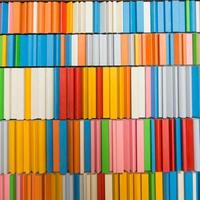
{"left": 136, "top": 1, "right": 144, "bottom": 32}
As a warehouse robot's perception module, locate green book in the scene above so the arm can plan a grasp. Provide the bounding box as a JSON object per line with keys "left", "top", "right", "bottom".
{"left": 10, "top": 174, "right": 16, "bottom": 200}
{"left": 15, "top": 35, "right": 20, "bottom": 66}
{"left": 101, "top": 120, "right": 110, "bottom": 173}
{"left": 149, "top": 173, "right": 156, "bottom": 200}
{"left": 193, "top": 33, "right": 198, "bottom": 65}
{"left": 0, "top": 69, "right": 4, "bottom": 120}
{"left": 185, "top": 0, "right": 190, "bottom": 32}
{"left": 144, "top": 119, "right": 151, "bottom": 171}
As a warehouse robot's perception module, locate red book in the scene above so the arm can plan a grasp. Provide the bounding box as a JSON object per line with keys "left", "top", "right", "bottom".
{"left": 61, "top": 2, "right": 67, "bottom": 33}
{"left": 97, "top": 174, "right": 105, "bottom": 200}
{"left": 162, "top": 119, "right": 170, "bottom": 172}
{"left": 96, "top": 68, "right": 103, "bottom": 118}
{"left": 169, "top": 119, "right": 175, "bottom": 171}
{"left": 155, "top": 119, "right": 162, "bottom": 171}
{"left": 59, "top": 68, "right": 67, "bottom": 119}
{"left": 67, "top": 68, "right": 75, "bottom": 119}
{"left": 75, "top": 68, "right": 82, "bottom": 119}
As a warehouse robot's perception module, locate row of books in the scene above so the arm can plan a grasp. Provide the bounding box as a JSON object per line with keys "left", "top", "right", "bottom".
{"left": 1, "top": 33, "right": 200, "bottom": 67}
{"left": 0, "top": 172, "right": 199, "bottom": 200}
{"left": 0, "top": 1, "right": 198, "bottom": 34}
{"left": 0, "top": 67, "right": 200, "bottom": 120}
{"left": 0, "top": 118, "right": 199, "bottom": 174}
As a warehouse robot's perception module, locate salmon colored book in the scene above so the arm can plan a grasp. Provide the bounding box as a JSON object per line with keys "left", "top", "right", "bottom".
{"left": 159, "top": 34, "right": 167, "bottom": 65}
{"left": 96, "top": 67, "right": 103, "bottom": 118}
{"left": 60, "top": 35, "right": 66, "bottom": 66}
{"left": 38, "top": 2, "right": 45, "bottom": 33}
{"left": 61, "top": 2, "right": 67, "bottom": 33}
{"left": 174, "top": 33, "right": 183, "bottom": 65}
{"left": 146, "top": 34, "right": 153, "bottom": 65}
{"left": 12, "top": 2, "right": 21, "bottom": 33}
{"left": 78, "top": 35, "right": 86, "bottom": 66}
{"left": 121, "top": 35, "right": 129, "bottom": 65}
{"left": 124, "top": 67, "right": 131, "bottom": 118}
{"left": 44, "top": 174, "right": 52, "bottom": 200}
{"left": 21, "top": 2, "right": 27, "bottom": 33}
{"left": 68, "top": 120, "right": 74, "bottom": 172}
{"left": 155, "top": 119, "right": 162, "bottom": 171}
{"left": 27, "top": 2, "right": 33, "bottom": 33}
{"left": 52, "top": 2, "right": 60, "bottom": 33}
{"left": 152, "top": 34, "right": 159, "bottom": 65}
{"left": 73, "top": 120, "right": 80, "bottom": 173}
{"left": 45, "top": 2, "right": 52, "bottom": 33}
{"left": 53, "top": 120, "right": 60, "bottom": 172}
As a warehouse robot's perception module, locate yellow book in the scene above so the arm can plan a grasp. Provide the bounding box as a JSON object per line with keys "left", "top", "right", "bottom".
{"left": 88, "top": 67, "right": 96, "bottom": 119}
{"left": 142, "top": 174, "right": 149, "bottom": 200}
{"left": 82, "top": 67, "right": 88, "bottom": 118}
{"left": 135, "top": 34, "right": 142, "bottom": 65}
{"left": 38, "top": 120, "right": 46, "bottom": 173}
{"left": 110, "top": 67, "right": 118, "bottom": 119}
{"left": 31, "top": 121, "right": 38, "bottom": 173}
{"left": 56, "top": 174, "right": 62, "bottom": 200}
{"left": 155, "top": 172, "right": 163, "bottom": 200}
{"left": 133, "top": 173, "right": 141, "bottom": 200}
{"left": 24, "top": 68, "right": 31, "bottom": 119}
{"left": 127, "top": 173, "right": 133, "bottom": 200}
{"left": 67, "top": 2, "right": 73, "bottom": 33}
{"left": 103, "top": 67, "right": 110, "bottom": 118}
{"left": 51, "top": 174, "right": 56, "bottom": 200}
{"left": 23, "top": 121, "right": 30, "bottom": 173}
{"left": 2, "top": 35, "right": 7, "bottom": 66}
{"left": 119, "top": 67, "right": 125, "bottom": 118}
{"left": 8, "top": 121, "right": 16, "bottom": 173}
{"left": 120, "top": 173, "right": 127, "bottom": 200}
{"left": 113, "top": 174, "right": 119, "bottom": 200}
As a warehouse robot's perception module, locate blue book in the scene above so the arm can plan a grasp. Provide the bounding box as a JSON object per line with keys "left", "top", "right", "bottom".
{"left": 123, "top": 2, "right": 129, "bottom": 32}
{"left": 73, "top": 175, "right": 80, "bottom": 200}
{"left": 157, "top": 1, "right": 164, "bottom": 32}
{"left": 47, "top": 35, "right": 54, "bottom": 66}
{"left": 197, "top": 172, "right": 200, "bottom": 199}
{"left": 175, "top": 118, "right": 182, "bottom": 171}
{"left": 184, "top": 172, "right": 193, "bottom": 200}
{"left": 163, "top": 173, "right": 170, "bottom": 200}
{"left": 150, "top": 119, "right": 156, "bottom": 172}
{"left": 7, "top": 35, "right": 15, "bottom": 67}
{"left": 171, "top": 1, "right": 180, "bottom": 32}
{"left": 93, "top": 1, "right": 100, "bottom": 33}
{"left": 190, "top": 0, "right": 196, "bottom": 32}
{"left": 150, "top": 1, "right": 157, "bottom": 32}
{"left": 169, "top": 172, "right": 177, "bottom": 200}
{"left": 55, "top": 35, "right": 61, "bottom": 66}
{"left": 164, "top": 0, "right": 172, "bottom": 32}
{"left": 59, "top": 120, "right": 68, "bottom": 174}
{"left": 192, "top": 67, "right": 200, "bottom": 117}
{"left": 46, "top": 120, "right": 53, "bottom": 173}
{"left": 179, "top": 1, "right": 186, "bottom": 32}
{"left": 151, "top": 67, "right": 158, "bottom": 117}
{"left": 1, "top": 3, "right": 8, "bottom": 34}
{"left": 32, "top": 35, "right": 37, "bottom": 67}
{"left": 136, "top": 1, "right": 144, "bottom": 32}
{"left": 54, "top": 68, "right": 60, "bottom": 119}
{"left": 19, "top": 35, "right": 28, "bottom": 67}
{"left": 65, "top": 35, "right": 72, "bottom": 66}
{"left": 84, "top": 120, "right": 91, "bottom": 172}
{"left": 129, "top": 1, "right": 136, "bottom": 33}
{"left": 37, "top": 35, "right": 47, "bottom": 66}
{"left": 27, "top": 35, "right": 33, "bottom": 67}
{"left": 169, "top": 34, "right": 174, "bottom": 65}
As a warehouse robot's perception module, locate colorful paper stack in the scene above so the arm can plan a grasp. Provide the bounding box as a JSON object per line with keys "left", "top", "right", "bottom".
{"left": 0, "top": 0, "right": 200, "bottom": 199}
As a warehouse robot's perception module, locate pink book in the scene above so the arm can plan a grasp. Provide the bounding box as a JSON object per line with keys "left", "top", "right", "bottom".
{"left": 131, "top": 120, "right": 136, "bottom": 172}
{"left": 109, "top": 120, "right": 113, "bottom": 172}
{"left": 124, "top": 119, "right": 131, "bottom": 172}
{"left": 186, "top": 34, "right": 192, "bottom": 65}
{"left": 96, "top": 120, "right": 101, "bottom": 173}
{"left": 136, "top": 119, "right": 144, "bottom": 172}
{"left": 145, "top": 67, "right": 151, "bottom": 117}
{"left": 4, "top": 174, "right": 9, "bottom": 200}
{"left": 17, "top": 175, "right": 22, "bottom": 200}
{"left": 91, "top": 120, "right": 96, "bottom": 173}
{"left": 116, "top": 120, "right": 124, "bottom": 173}
{"left": 0, "top": 175, "right": 3, "bottom": 200}
{"left": 112, "top": 120, "right": 117, "bottom": 172}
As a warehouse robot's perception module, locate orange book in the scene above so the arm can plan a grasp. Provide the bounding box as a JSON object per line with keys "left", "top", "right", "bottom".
{"left": 27, "top": 2, "right": 33, "bottom": 33}
{"left": 12, "top": 2, "right": 21, "bottom": 33}
{"left": 56, "top": 174, "right": 62, "bottom": 200}
{"left": 45, "top": 2, "right": 52, "bottom": 33}
{"left": 159, "top": 34, "right": 167, "bottom": 65}
{"left": 68, "top": 120, "right": 74, "bottom": 172}
{"left": 60, "top": 35, "right": 66, "bottom": 66}
{"left": 78, "top": 35, "right": 86, "bottom": 65}
{"left": 38, "top": 2, "right": 45, "bottom": 33}
{"left": 53, "top": 120, "right": 60, "bottom": 172}
{"left": 121, "top": 34, "right": 129, "bottom": 65}
{"left": 182, "top": 34, "right": 188, "bottom": 65}
{"left": 32, "top": 175, "right": 43, "bottom": 200}
{"left": 66, "top": 2, "right": 73, "bottom": 33}
{"left": 135, "top": 34, "right": 142, "bottom": 65}
{"left": 44, "top": 174, "right": 52, "bottom": 200}
{"left": 52, "top": 2, "right": 60, "bottom": 33}
{"left": 124, "top": 66, "right": 131, "bottom": 118}
{"left": 142, "top": 34, "right": 147, "bottom": 65}
{"left": 21, "top": 2, "right": 27, "bottom": 33}
{"left": 146, "top": 34, "right": 153, "bottom": 65}
{"left": 61, "top": 2, "right": 67, "bottom": 33}
{"left": 174, "top": 33, "right": 183, "bottom": 65}
{"left": 22, "top": 175, "right": 27, "bottom": 200}
{"left": 152, "top": 34, "right": 159, "bottom": 65}
{"left": 73, "top": 120, "right": 80, "bottom": 173}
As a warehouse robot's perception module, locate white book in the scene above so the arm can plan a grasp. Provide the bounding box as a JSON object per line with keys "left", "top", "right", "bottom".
{"left": 83, "top": 174, "right": 87, "bottom": 200}
{"left": 66, "top": 174, "right": 70, "bottom": 200}
{"left": 17, "top": 69, "right": 24, "bottom": 120}
{"left": 112, "top": 2, "right": 117, "bottom": 32}
{"left": 129, "top": 35, "right": 135, "bottom": 65}
{"left": 0, "top": 122, "right": 3, "bottom": 173}
{"left": 173, "top": 67, "right": 179, "bottom": 118}
{"left": 107, "top": 2, "right": 113, "bottom": 32}
{"left": 31, "top": 68, "right": 38, "bottom": 119}
{"left": 85, "top": 2, "right": 93, "bottom": 33}
{"left": 113, "top": 34, "right": 121, "bottom": 66}
{"left": 62, "top": 175, "right": 66, "bottom": 200}
{"left": 45, "top": 68, "right": 53, "bottom": 119}
{"left": 196, "top": 1, "right": 200, "bottom": 32}
{"left": 100, "top": 34, "right": 107, "bottom": 66}
{"left": 93, "top": 34, "right": 100, "bottom": 66}
{"left": 79, "top": 176, "right": 84, "bottom": 200}
{"left": 144, "top": 2, "right": 151, "bottom": 32}
{"left": 69, "top": 174, "right": 74, "bottom": 200}
{"left": 158, "top": 68, "right": 163, "bottom": 118}
{"left": 72, "top": 35, "right": 78, "bottom": 66}
{"left": 178, "top": 172, "right": 185, "bottom": 200}
{"left": 79, "top": 2, "right": 86, "bottom": 33}
{"left": 105, "top": 174, "right": 113, "bottom": 200}
{"left": 193, "top": 173, "right": 197, "bottom": 200}
{"left": 100, "top": 2, "right": 107, "bottom": 33}
{"left": 138, "top": 67, "right": 145, "bottom": 117}
{"left": 73, "top": 2, "right": 79, "bottom": 33}
{"left": 38, "top": 68, "right": 46, "bottom": 119}
{"left": 80, "top": 120, "right": 84, "bottom": 174}
{"left": 117, "top": 1, "right": 123, "bottom": 32}
{"left": 86, "top": 174, "right": 91, "bottom": 200}
{"left": 90, "top": 174, "right": 97, "bottom": 200}
{"left": 87, "top": 34, "right": 93, "bottom": 66}
{"left": 178, "top": 67, "right": 187, "bottom": 118}
{"left": 4, "top": 68, "right": 10, "bottom": 120}
{"left": 107, "top": 34, "right": 114, "bottom": 65}
{"left": 194, "top": 119, "right": 200, "bottom": 171}
{"left": 186, "top": 67, "right": 192, "bottom": 117}
{"left": 33, "top": 2, "right": 38, "bottom": 33}
{"left": 3, "top": 121, "right": 7, "bottom": 173}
